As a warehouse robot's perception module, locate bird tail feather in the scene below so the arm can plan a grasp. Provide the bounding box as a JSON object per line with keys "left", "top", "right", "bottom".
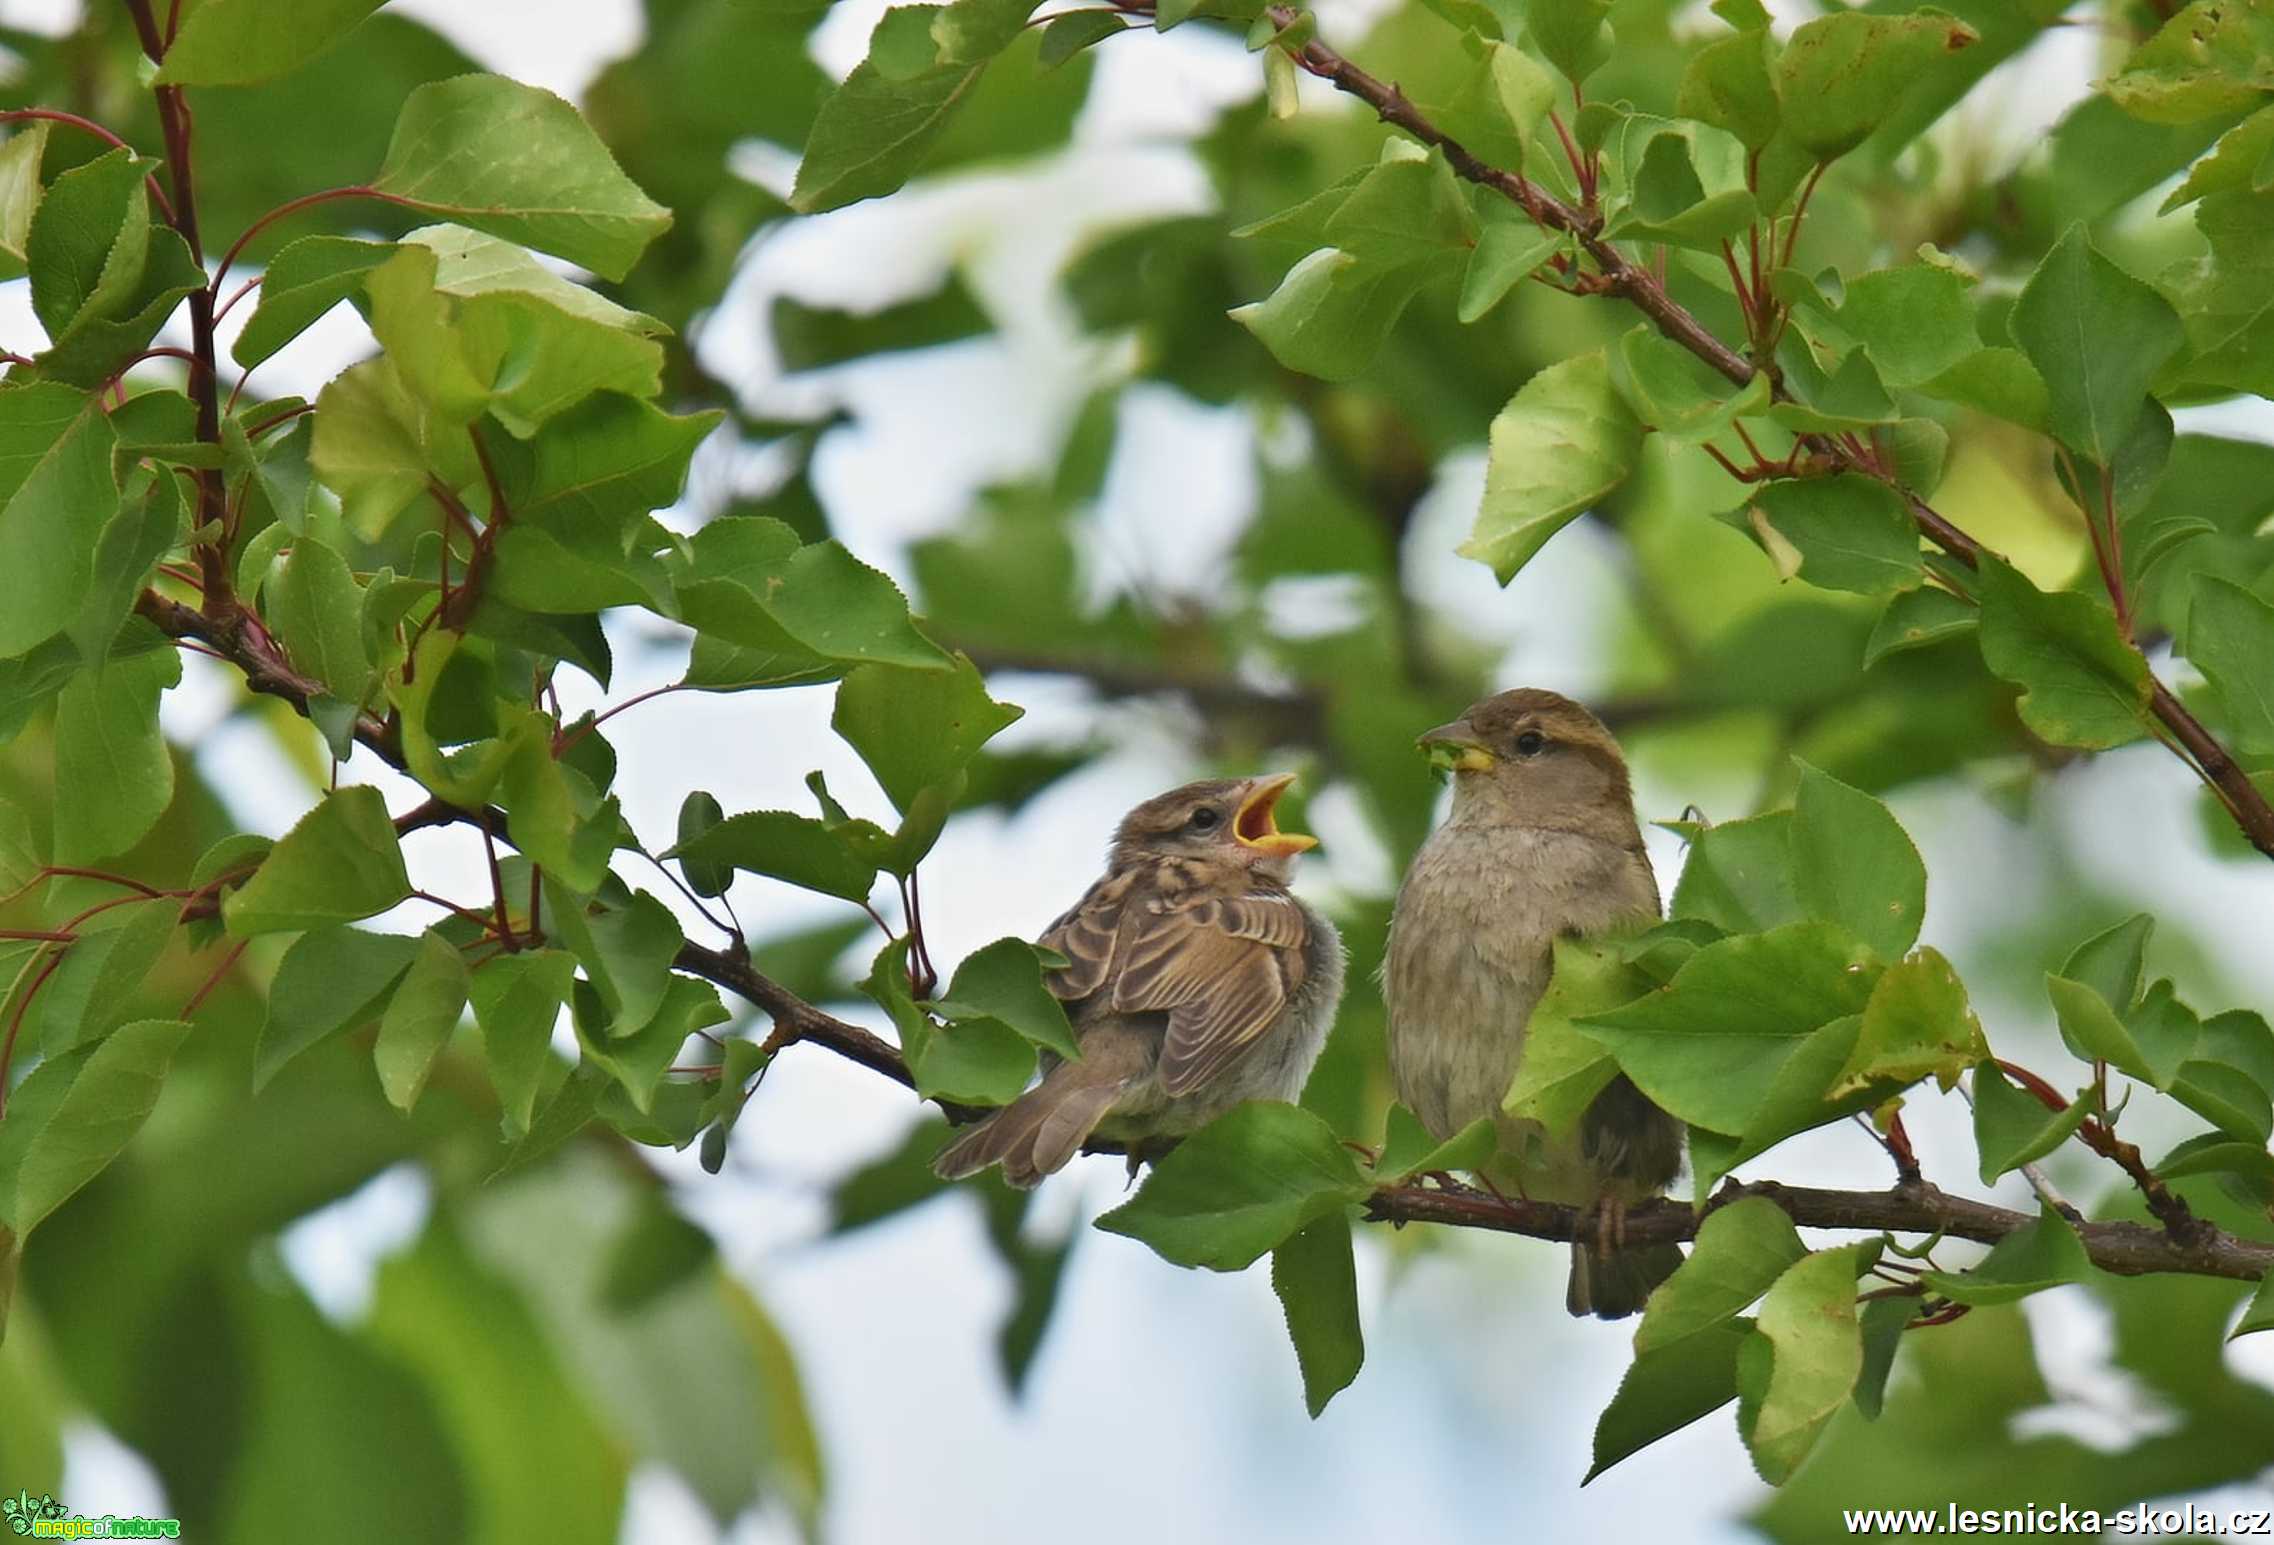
{"left": 932, "top": 1052, "right": 1135, "bottom": 1190}
{"left": 1567, "top": 1240, "right": 1684, "bottom": 1320}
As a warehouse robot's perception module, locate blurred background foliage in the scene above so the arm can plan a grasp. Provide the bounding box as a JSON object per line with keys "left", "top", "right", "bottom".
{"left": 1, "top": 0, "right": 2273, "bottom": 1540}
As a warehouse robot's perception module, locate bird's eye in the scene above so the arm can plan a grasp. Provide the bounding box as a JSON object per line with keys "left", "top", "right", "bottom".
{"left": 1515, "top": 730, "right": 1547, "bottom": 756}
{"left": 1188, "top": 807, "right": 1221, "bottom": 830}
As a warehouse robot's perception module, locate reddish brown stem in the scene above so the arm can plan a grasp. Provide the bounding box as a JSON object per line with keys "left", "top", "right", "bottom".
{"left": 180, "top": 938, "right": 249, "bottom": 1019}
{"left": 0, "top": 108, "right": 176, "bottom": 221}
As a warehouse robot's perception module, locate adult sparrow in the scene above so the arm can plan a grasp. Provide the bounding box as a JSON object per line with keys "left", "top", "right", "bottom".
{"left": 935, "top": 774, "right": 1346, "bottom": 1189}
{"left": 1383, "top": 688, "right": 1683, "bottom": 1318}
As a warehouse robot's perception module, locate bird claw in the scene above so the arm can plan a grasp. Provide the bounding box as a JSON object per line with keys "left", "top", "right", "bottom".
{"left": 1585, "top": 1196, "right": 1630, "bottom": 1258}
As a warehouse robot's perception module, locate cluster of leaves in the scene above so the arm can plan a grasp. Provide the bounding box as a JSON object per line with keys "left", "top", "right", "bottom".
{"left": 1099, "top": 761, "right": 2274, "bottom": 1476}
{"left": 768, "top": 0, "right": 2274, "bottom": 1501}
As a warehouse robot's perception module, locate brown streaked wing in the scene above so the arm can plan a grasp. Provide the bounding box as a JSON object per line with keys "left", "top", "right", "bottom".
{"left": 1201, "top": 893, "right": 1313, "bottom": 954}
{"left": 1035, "top": 869, "right": 1135, "bottom": 1001}
{"left": 1157, "top": 947, "right": 1293, "bottom": 1096}
{"left": 1107, "top": 897, "right": 1305, "bottom": 1096}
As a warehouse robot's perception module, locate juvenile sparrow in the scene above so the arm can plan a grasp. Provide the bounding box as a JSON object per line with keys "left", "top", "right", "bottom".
{"left": 1383, "top": 689, "right": 1683, "bottom": 1318}
{"left": 935, "top": 774, "right": 1346, "bottom": 1188}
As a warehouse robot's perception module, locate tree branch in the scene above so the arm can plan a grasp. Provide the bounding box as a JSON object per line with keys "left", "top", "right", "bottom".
{"left": 1366, "top": 1177, "right": 2274, "bottom": 1283}
{"left": 1259, "top": 4, "right": 2274, "bottom": 862}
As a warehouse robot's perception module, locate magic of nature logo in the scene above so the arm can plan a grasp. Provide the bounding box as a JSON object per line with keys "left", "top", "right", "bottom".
{"left": 2, "top": 1492, "right": 180, "bottom": 1539}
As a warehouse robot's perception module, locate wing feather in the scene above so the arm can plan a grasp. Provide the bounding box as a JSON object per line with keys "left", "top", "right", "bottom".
{"left": 1107, "top": 891, "right": 1311, "bottom": 1097}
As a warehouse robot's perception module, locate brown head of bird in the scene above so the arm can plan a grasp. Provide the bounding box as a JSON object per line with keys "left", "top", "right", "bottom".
{"left": 1417, "top": 688, "right": 1640, "bottom": 845}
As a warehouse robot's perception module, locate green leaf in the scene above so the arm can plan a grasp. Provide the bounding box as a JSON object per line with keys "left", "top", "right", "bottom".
{"left": 34, "top": 227, "right": 205, "bottom": 389}
{"left": 573, "top": 975, "right": 728, "bottom": 1114}
{"left": 1321, "top": 152, "right": 1477, "bottom": 264}
{"left": 1527, "top": 0, "right": 1612, "bottom": 84}
{"left": 1372, "top": 1108, "right": 1497, "bottom": 1182}
{"left": 674, "top": 792, "right": 732, "bottom": 899}
{"left": 830, "top": 654, "right": 1020, "bottom": 814}
{"left": 1458, "top": 208, "right": 1560, "bottom": 323}
{"left": 25, "top": 148, "right": 147, "bottom": 345}
{"left": 1686, "top": 1013, "right": 1891, "bottom": 1199}
{"left": 0, "top": 383, "right": 120, "bottom": 658}
{"left": 1617, "top": 325, "right": 1771, "bottom": 443}
{"left": 1667, "top": 810, "right": 1804, "bottom": 934}
{"left": 1502, "top": 934, "right": 1648, "bottom": 1134}
{"left": 74, "top": 467, "right": 183, "bottom": 666}
{"left": 1577, "top": 922, "right": 1880, "bottom": 1134}
{"left": 789, "top": 0, "right": 1047, "bottom": 212}
{"left": 2011, "top": 224, "right": 2184, "bottom": 463}
{"left": 1635, "top": 1196, "right": 1805, "bottom": 1354}
{"left": 864, "top": 936, "right": 1033, "bottom": 1105}
{"left": 1789, "top": 761, "right": 1926, "bottom": 958}
{"left": 1774, "top": 9, "right": 1979, "bottom": 161}
{"left": 1038, "top": 11, "right": 1124, "bottom": 68}
{"left": 1832, "top": 948, "right": 1985, "bottom": 1095}
{"left": 471, "top": 949, "right": 577, "bottom": 1133}
{"left": 1836, "top": 263, "right": 1978, "bottom": 389}
{"left": 1425, "top": 39, "right": 1556, "bottom": 172}
{"left": 597, "top": 1201, "right": 718, "bottom": 1312}
{"left": 366, "top": 241, "right": 663, "bottom": 436}
{"left": 771, "top": 275, "right": 990, "bottom": 371}
{"left": 1918, "top": 1208, "right": 2093, "bottom": 1305}
{"left": 556, "top": 888, "right": 683, "bottom": 1039}
{"left": 255, "top": 927, "right": 422, "bottom": 1091}
{"left": 267, "top": 534, "right": 374, "bottom": 704}
{"left": 1229, "top": 247, "right": 1435, "bottom": 383}
{"left": 38, "top": 896, "right": 175, "bottom": 1055}
{"left": 1973, "top": 1064, "right": 2092, "bottom": 1183}
{"left": 1270, "top": 1212, "right": 1364, "bottom": 1417}
{"left": 310, "top": 354, "right": 479, "bottom": 540}
{"left": 1738, "top": 1244, "right": 1867, "bottom": 1484}
{"left": 372, "top": 75, "right": 671, "bottom": 281}
{"left": 375, "top": 929, "right": 472, "bottom": 1113}
{"left": 2045, "top": 973, "right": 2188, "bottom": 1089}
{"left": 224, "top": 785, "right": 413, "bottom": 935}
{"left": 2167, "top": 105, "right": 2274, "bottom": 214}
{"left": 1459, "top": 350, "right": 1644, "bottom": 584}
{"left": 232, "top": 236, "right": 397, "bottom": 369}
{"left": 2063, "top": 912, "right": 2153, "bottom": 1014}
{"left": 1918, "top": 346, "right": 2049, "bottom": 430}
{"left": 1973, "top": 555, "right": 2152, "bottom": 749}
{"left": 1863, "top": 585, "right": 1975, "bottom": 668}
{"left": 1727, "top": 476, "right": 1921, "bottom": 596}
{"left": 1679, "top": 29, "right": 1780, "bottom": 150}
{"left": 1614, "top": 124, "right": 1761, "bottom": 250}
{"left": 930, "top": 937, "right": 1079, "bottom": 1060}
{"left": 156, "top": 0, "right": 389, "bottom": 84}
{"left": 1095, "top": 1103, "right": 1371, "bottom": 1270}
{"left": 678, "top": 520, "right": 952, "bottom": 674}
{"left": 664, "top": 810, "right": 877, "bottom": 903}
{"left": 2186, "top": 575, "right": 2274, "bottom": 755}
{"left": 0, "top": 1017, "right": 190, "bottom": 1236}
{"left": 1586, "top": 1320, "right": 1749, "bottom": 1483}
{"left": 51, "top": 637, "right": 177, "bottom": 864}
{"left": 0, "top": 122, "right": 48, "bottom": 284}
{"left": 499, "top": 731, "right": 621, "bottom": 896}
{"left": 2106, "top": 0, "right": 2274, "bottom": 124}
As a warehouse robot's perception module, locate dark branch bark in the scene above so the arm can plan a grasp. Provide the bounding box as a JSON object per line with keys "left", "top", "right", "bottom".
{"left": 1368, "top": 1177, "right": 2274, "bottom": 1283}
{"left": 1259, "top": 5, "right": 2274, "bottom": 863}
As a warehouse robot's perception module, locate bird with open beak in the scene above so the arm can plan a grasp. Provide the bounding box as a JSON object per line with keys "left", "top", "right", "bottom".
{"left": 1383, "top": 688, "right": 1684, "bottom": 1318}
{"left": 934, "top": 774, "right": 1346, "bottom": 1188}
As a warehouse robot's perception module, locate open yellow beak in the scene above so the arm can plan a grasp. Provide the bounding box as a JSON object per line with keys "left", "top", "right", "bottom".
{"left": 1234, "top": 773, "right": 1318, "bottom": 856}
{"left": 1418, "top": 718, "right": 1496, "bottom": 773}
